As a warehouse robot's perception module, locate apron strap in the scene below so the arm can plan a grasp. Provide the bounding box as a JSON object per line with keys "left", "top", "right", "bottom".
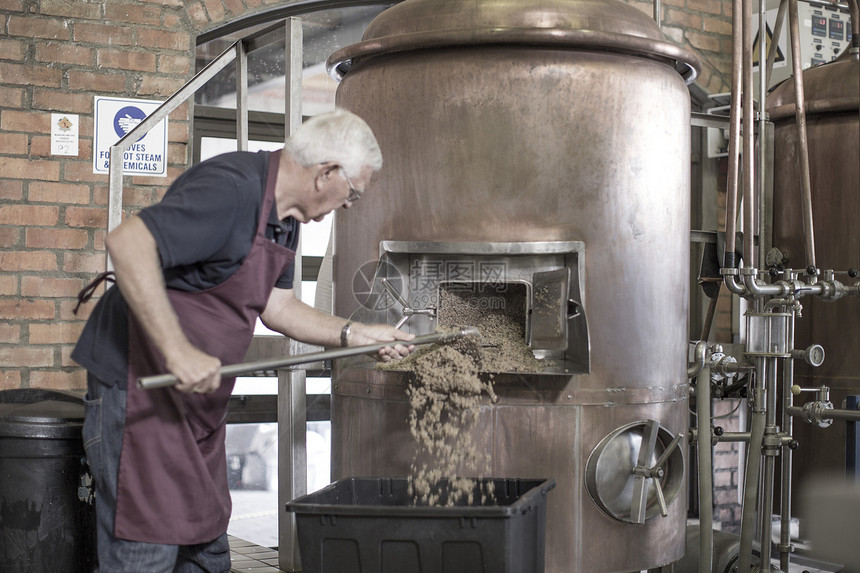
{"left": 74, "top": 271, "right": 116, "bottom": 315}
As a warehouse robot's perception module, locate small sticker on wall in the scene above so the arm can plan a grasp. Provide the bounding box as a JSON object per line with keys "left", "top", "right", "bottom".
{"left": 51, "top": 113, "right": 79, "bottom": 156}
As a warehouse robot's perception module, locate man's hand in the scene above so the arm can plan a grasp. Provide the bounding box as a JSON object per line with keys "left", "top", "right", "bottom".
{"left": 348, "top": 323, "right": 415, "bottom": 361}
{"left": 165, "top": 343, "right": 222, "bottom": 394}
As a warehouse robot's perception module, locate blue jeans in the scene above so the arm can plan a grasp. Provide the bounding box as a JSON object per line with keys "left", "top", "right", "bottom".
{"left": 83, "top": 373, "right": 231, "bottom": 573}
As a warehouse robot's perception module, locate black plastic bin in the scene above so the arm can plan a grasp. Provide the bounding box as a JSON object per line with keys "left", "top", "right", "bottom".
{"left": 286, "top": 477, "right": 555, "bottom": 573}
{"left": 0, "top": 389, "right": 97, "bottom": 573}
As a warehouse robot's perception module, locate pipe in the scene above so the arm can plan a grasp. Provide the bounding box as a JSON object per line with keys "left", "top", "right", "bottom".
{"left": 715, "top": 431, "right": 751, "bottom": 443}
{"left": 742, "top": 0, "right": 756, "bottom": 271}
{"left": 696, "top": 365, "right": 714, "bottom": 573}
{"left": 778, "top": 311, "right": 796, "bottom": 572}
{"left": 738, "top": 359, "right": 766, "bottom": 573}
{"left": 758, "top": 358, "right": 779, "bottom": 572}
{"left": 689, "top": 340, "right": 709, "bottom": 378}
{"left": 765, "top": 0, "right": 788, "bottom": 84}
{"left": 723, "top": 0, "right": 744, "bottom": 284}
{"left": 787, "top": 0, "right": 817, "bottom": 268}
{"left": 788, "top": 405, "right": 860, "bottom": 422}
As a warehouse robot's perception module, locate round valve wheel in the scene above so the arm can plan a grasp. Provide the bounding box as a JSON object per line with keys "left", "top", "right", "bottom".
{"left": 585, "top": 419, "right": 685, "bottom": 524}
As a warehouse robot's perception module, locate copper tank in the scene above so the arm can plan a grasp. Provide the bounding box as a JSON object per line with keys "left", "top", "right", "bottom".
{"left": 326, "top": 1, "right": 700, "bottom": 570}
{"left": 767, "top": 50, "right": 860, "bottom": 511}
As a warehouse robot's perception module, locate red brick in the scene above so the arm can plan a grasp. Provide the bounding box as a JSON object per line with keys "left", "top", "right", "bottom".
{"left": 0, "top": 86, "right": 25, "bottom": 108}
{"left": 40, "top": 0, "right": 103, "bottom": 19}
{"left": 30, "top": 369, "right": 87, "bottom": 390}
{"left": 0, "top": 133, "right": 28, "bottom": 155}
{"left": 63, "top": 252, "right": 108, "bottom": 274}
{"left": 137, "top": 28, "right": 192, "bottom": 51}
{"left": 73, "top": 22, "right": 136, "bottom": 46}
{"left": 0, "top": 324, "right": 21, "bottom": 344}
{"left": 686, "top": 30, "right": 722, "bottom": 52}
{"left": 665, "top": 7, "right": 703, "bottom": 29}
{"left": 223, "top": 0, "right": 245, "bottom": 16}
{"left": 0, "top": 347, "right": 55, "bottom": 368}
{"left": 29, "top": 322, "right": 85, "bottom": 344}
{"left": 7, "top": 15, "right": 72, "bottom": 40}
{"left": 168, "top": 142, "right": 188, "bottom": 165}
{"left": 0, "top": 62, "right": 62, "bottom": 88}
{"left": 0, "top": 38, "right": 26, "bottom": 61}
{"left": 0, "top": 251, "right": 58, "bottom": 271}
{"left": 0, "top": 299, "right": 55, "bottom": 320}
{"left": 686, "top": 0, "right": 722, "bottom": 15}
{"left": 68, "top": 70, "right": 127, "bottom": 93}
{"left": 204, "top": 0, "right": 226, "bottom": 22}
{"left": 163, "top": 10, "right": 184, "bottom": 29}
{"left": 0, "top": 0, "right": 25, "bottom": 11}
{"left": 31, "top": 89, "right": 94, "bottom": 115}
{"left": 22, "top": 276, "right": 85, "bottom": 298}
{"left": 66, "top": 206, "right": 107, "bottom": 229}
{"left": 703, "top": 16, "right": 732, "bottom": 36}
{"left": 168, "top": 119, "right": 190, "bottom": 144}
{"left": 0, "top": 276, "right": 18, "bottom": 296}
{"left": 26, "top": 228, "right": 89, "bottom": 250}
{"left": 98, "top": 49, "right": 158, "bottom": 73}
{"left": 0, "top": 228, "right": 20, "bottom": 248}
{"left": 121, "top": 186, "right": 159, "bottom": 208}
{"left": 105, "top": 3, "right": 163, "bottom": 26}
{"left": 28, "top": 181, "right": 91, "bottom": 205}
{"left": 0, "top": 181, "right": 24, "bottom": 201}
{"left": 64, "top": 160, "right": 110, "bottom": 184}
{"left": 1, "top": 110, "right": 52, "bottom": 132}
{"left": 0, "top": 370, "right": 22, "bottom": 391}
{"left": 186, "top": 1, "right": 209, "bottom": 27}
{"left": 138, "top": 75, "right": 187, "bottom": 98}
{"left": 0, "top": 204, "right": 60, "bottom": 226}
{"left": 34, "top": 42, "right": 95, "bottom": 66}
{"left": 61, "top": 298, "right": 98, "bottom": 321}
{"left": 158, "top": 54, "right": 193, "bottom": 75}
{"left": 29, "top": 135, "right": 51, "bottom": 158}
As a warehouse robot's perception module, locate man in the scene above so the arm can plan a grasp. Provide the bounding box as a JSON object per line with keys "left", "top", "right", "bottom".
{"left": 72, "top": 108, "right": 413, "bottom": 572}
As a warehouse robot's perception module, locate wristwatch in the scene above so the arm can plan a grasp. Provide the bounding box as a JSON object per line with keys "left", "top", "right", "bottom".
{"left": 341, "top": 322, "right": 352, "bottom": 347}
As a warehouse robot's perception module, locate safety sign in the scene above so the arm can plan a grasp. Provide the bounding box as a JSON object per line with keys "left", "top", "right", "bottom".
{"left": 93, "top": 96, "right": 167, "bottom": 177}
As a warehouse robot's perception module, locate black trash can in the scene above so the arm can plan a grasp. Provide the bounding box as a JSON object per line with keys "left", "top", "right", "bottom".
{"left": 0, "top": 388, "right": 97, "bottom": 572}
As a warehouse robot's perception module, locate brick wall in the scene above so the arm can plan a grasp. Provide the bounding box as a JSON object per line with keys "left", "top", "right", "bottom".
{"left": 1, "top": 0, "right": 735, "bottom": 392}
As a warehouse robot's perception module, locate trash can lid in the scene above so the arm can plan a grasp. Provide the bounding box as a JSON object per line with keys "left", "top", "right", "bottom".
{"left": 0, "top": 389, "right": 85, "bottom": 440}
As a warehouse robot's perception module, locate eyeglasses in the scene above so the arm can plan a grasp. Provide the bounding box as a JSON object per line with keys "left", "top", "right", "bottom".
{"left": 340, "top": 168, "right": 363, "bottom": 203}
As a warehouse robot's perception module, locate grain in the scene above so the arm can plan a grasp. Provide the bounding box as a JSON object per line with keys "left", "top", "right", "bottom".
{"left": 378, "top": 283, "right": 549, "bottom": 506}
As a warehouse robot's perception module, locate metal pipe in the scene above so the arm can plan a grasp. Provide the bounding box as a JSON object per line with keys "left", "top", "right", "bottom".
{"left": 723, "top": 0, "right": 744, "bottom": 280}
{"left": 742, "top": 0, "right": 756, "bottom": 271}
{"left": 787, "top": 0, "right": 817, "bottom": 268}
{"left": 696, "top": 365, "right": 714, "bottom": 573}
{"left": 738, "top": 359, "right": 766, "bottom": 573}
{"left": 138, "top": 327, "right": 478, "bottom": 389}
{"left": 766, "top": 0, "right": 788, "bottom": 84}
{"left": 779, "top": 310, "right": 796, "bottom": 572}
{"left": 715, "top": 431, "right": 752, "bottom": 443}
{"left": 758, "top": 357, "right": 779, "bottom": 572}
{"left": 788, "top": 405, "right": 860, "bottom": 422}
{"left": 689, "top": 340, "right": 709, "bottom": 378}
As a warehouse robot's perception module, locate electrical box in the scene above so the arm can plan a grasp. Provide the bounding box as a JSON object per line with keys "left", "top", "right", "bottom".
{"left": 754, "top": 0, "right": 853, "bottom": 90}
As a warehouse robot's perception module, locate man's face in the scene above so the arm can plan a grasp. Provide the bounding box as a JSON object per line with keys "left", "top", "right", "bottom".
{"left": 308, "top": 164, "right": 374, "bottom": 222}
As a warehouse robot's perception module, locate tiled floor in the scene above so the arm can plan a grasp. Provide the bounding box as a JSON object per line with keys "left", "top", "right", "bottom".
{"left": 228, "top": 536, "right": 282, "bottom": 573}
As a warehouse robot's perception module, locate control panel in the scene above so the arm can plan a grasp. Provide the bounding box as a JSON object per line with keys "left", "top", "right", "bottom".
{"left": 754, "top": 0, "right": 853, "bottom": 89}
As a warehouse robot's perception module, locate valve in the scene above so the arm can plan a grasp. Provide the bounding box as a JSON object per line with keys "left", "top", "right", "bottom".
{"left": 630, "top": 420, "right": 684, "bottom": 523}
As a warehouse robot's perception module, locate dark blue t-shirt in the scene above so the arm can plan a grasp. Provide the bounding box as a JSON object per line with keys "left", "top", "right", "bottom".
{"left": 72, "top": 150, "right": 299, "bottom": 386}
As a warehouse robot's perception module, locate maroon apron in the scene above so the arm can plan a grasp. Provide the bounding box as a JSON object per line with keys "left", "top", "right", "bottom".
{"left": 115, "top": 150, "right": 295, "bottom": 544}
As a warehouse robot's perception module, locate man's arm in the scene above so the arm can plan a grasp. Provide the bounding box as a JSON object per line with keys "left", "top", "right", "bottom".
{"left": 260, "top": 287, "right": 414, "bottom": 360}
{"left": 106, "top": 216, "right": 222, "bottom": 393}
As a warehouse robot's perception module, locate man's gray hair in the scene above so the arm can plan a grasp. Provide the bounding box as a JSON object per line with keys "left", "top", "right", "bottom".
{"left": 286, "top": 108, "right": 382, "bottom": 178}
